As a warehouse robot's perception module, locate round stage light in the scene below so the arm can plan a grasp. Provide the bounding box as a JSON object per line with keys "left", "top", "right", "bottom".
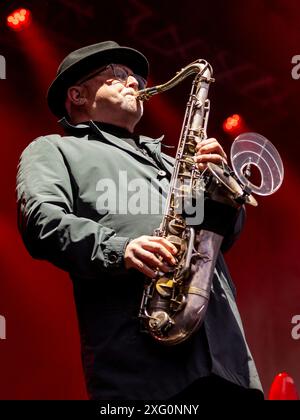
{"left": 7, "top": 8, "right": 32, "bottom": 31}
{"left": 223, "top": 114, "right": 242, "bottom": 133}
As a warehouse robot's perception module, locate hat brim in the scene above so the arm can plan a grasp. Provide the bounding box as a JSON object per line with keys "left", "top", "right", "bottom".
{"left": 47, "top": 46, "right": 149, "bottom": 118}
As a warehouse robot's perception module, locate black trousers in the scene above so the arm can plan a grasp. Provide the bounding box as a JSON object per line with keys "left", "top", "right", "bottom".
{"left": 168, "top": 375, "right": 264, "bottom": 401}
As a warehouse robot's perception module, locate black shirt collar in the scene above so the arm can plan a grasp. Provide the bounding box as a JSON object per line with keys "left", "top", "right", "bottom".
{"left": 59, "top": 117, "right": 139, "bottom": 140}
{"left": 91, "top": 121, "right": 139, "bottom": 141}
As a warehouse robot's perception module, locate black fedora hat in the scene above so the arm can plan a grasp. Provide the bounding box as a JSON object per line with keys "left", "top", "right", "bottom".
{"left": 47, "top": 40, "right": 149, "bottom": 118}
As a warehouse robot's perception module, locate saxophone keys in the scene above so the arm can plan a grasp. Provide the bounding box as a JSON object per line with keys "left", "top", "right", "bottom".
{"left": 170, "top": 293, "right": 187, "bottom": 312}
{"left": 148, "top": 311, "right": 174, "bottom": 332}
{"left": 155, "top": 278, "right": 174, "bottom": 297}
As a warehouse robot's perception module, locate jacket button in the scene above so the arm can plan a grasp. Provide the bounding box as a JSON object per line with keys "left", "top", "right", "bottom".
{"left": 157, "top": 170, "right": 167, "bottom": 177}
{"left": 108, "top": 251, "right": 118, "bottom": 263}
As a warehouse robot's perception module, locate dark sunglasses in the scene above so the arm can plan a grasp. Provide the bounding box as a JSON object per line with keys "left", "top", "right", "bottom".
{"left": 77, "top": 63, "right": 147, "bottom": 90}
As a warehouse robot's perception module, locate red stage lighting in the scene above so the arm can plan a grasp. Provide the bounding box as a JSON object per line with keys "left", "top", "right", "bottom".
{"left": 223, "top": 114, "right": 242, "bottom": 133}
{"left": 6, "top": 8, "right": 31, "bottom": 31}
{"left": 268, "top": 372, "right": 299, "bottom": 400}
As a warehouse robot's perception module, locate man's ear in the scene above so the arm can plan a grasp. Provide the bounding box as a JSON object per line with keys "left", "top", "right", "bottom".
{"left": 67, "top": 85, "right": 87, "bottom": 106}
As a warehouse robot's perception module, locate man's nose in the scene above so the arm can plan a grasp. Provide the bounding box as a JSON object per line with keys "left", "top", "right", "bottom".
{"left": 126, "top": 75, "right": 139, "bottom": 90}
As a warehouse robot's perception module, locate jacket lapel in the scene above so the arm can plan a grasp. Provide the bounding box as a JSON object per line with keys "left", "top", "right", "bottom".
{"left": 89, "top": 121, "right": 173, "bottom": 173}
{"left": 140, "top": 135, "right": 174, "bottom": 176}
{"left": 59, "top": 118, "right": 174, "bottom": 175}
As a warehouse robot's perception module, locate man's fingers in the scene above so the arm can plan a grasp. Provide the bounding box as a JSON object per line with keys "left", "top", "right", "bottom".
{"left": 197, "top": 162, "right": 208, "bottom": 171}
{"left": 195, "top": 137, "right": 222, "bottom": 148}
{"left": 195, "top": 138, "right": 216, "bottom": 147}
{"left": 197, "top": 144, "right": 227, "bottom": 159}
{"left": 195, "top": 138, "right": 227, "bottom": 159}
{"left": 124, "top": 235, "right": 178, "bottom": 276}
{"left": 201, "top": 144, "right": 227, "bottom": 159}
{"left": 143, "top": 243, "right": 177, "bottom": 266}
{"left": 134, "top": 248, "right": 173, "bottom": 272}
{"left": 130, "top": 256, "right": 156, "bottom": 278}
{"left": 194, "top": 153, "right": 227, "bottom": 164}
{"left": 148, "top": 236, "right": 178, "bottom": 255}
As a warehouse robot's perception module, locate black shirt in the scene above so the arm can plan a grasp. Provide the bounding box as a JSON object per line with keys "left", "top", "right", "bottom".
{"left": 93, "top": 122, "right": 158, "bottom": 166}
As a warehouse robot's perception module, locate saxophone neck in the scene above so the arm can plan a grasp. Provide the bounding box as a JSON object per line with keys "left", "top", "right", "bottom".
{"left": 135, "top": 59, "right": 215, "bottom": 101}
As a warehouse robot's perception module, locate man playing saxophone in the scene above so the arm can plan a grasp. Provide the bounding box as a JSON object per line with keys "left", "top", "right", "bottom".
{"left": 16, "top": 41, "right": 264, "bottom": 400}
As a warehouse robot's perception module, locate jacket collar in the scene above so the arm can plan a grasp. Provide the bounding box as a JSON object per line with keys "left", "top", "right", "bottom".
{"left": 59, "top": 117, "right": 163, "bottom": 145}
{"left": 59, "top": 117, "right": 91, "bottom": 136}
{"left": 59, "top": 118, "right": 172, "bottom": 174}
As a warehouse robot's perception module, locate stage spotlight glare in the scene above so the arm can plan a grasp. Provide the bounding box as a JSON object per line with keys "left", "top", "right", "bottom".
{"left": 223, "top": 114, "right": 242, "bottom": 133}
{"left": 6, "top": 8, "right": 31, "bottom": 31}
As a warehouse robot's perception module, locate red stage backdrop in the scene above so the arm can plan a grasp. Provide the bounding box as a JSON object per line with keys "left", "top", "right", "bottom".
{"left": 0, "top": 0, "right": 299, "bottom": 399}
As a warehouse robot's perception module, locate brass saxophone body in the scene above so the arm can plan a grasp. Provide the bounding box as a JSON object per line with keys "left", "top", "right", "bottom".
{"left": 137, "top": 60, "right": 256, "bottom": 345}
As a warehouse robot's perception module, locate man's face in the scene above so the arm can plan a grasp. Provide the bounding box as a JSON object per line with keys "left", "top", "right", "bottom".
{"left": 78, "top": 64, "right": 146, "bottom": 126}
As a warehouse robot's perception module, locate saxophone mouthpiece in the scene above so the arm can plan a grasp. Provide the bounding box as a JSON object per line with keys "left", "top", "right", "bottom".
{"left": 135, "top": 90, "right": 145, "bottom": 100}
{"left": 135, "top": 87, "right": 159, "bottom": 101}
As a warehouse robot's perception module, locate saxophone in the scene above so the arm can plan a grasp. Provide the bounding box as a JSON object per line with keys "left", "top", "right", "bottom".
{"left": 136, "top": 60, "right": 260, "bottom": 345}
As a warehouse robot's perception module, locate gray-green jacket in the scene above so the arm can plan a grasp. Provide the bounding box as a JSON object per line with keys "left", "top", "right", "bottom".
{"left": 16, "top": 119, "right": 263, "bottom": 399}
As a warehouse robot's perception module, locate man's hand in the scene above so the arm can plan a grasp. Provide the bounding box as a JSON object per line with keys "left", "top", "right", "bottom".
{"left": 124, "top": 235, "right": 178, "bottom": 278}
{"left": 194, "top": 137, "right": 227, "bottom": 171}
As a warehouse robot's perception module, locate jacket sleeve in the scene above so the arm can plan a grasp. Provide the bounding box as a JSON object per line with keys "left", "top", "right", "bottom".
{"left": 16, "top": 137, "right": 130, "bottom": 279}
{"left": 220, "top": 205, "right": 246, "bottom": 253}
